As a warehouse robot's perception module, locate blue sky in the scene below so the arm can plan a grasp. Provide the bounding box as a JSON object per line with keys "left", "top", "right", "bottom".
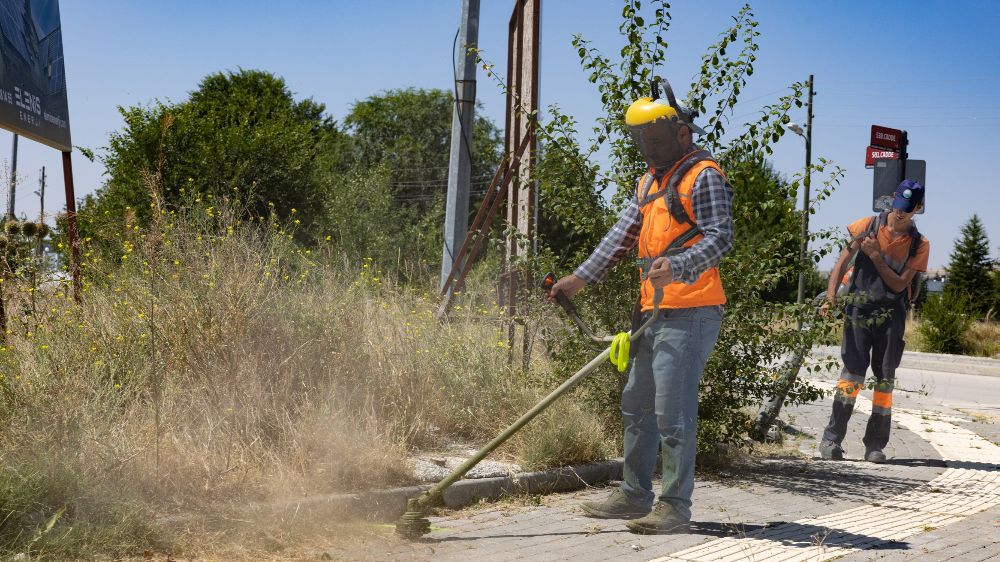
{"left": 6, "top": 0, "right": 1000, "bottom": 269}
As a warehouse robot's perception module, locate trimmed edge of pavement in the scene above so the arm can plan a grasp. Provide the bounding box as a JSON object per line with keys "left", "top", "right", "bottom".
{"left": 266, "top": 458, "right": 624, "bottom": 522}
{"left": 813, "top": 345, "right": 1000, "bottom": 377}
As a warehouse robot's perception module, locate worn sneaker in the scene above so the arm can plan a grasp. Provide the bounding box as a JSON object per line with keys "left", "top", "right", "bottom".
{"left": 865, "top": 449, "right": 887, "bottom": 463}
{"left": 819, "top": 440, "right": 845, "bottom": 460}
{"left": 580, "top": 488, "right": 650, "bottom": 520}
{"left": 625, "top": 502, "right": 690, "bottom": 535}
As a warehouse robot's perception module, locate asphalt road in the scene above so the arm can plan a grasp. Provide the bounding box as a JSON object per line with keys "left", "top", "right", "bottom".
{"left": 894, "top": 366, "right": 1000, "bottom": 417}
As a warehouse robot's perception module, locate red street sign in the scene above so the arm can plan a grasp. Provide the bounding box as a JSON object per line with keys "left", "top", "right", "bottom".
{"left": 871, "top": 125, "right": 904, "bottom": 150}
{"left": 865, "top": 146, "right": 900, "bottom": 168}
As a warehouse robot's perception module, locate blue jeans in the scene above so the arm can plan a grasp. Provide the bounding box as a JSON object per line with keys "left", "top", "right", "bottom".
{"left": 619, "top": 305, "right": 723, "bottom": 521}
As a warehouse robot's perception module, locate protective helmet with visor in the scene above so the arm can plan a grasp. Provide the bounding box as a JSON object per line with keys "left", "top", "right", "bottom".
{"left": 625, "top": 78, "right": 706, "bottom": 170}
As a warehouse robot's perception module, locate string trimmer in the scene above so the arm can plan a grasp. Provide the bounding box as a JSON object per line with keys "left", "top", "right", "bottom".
{"left": 394, "top": 273, "right": 659, "bottom": 539}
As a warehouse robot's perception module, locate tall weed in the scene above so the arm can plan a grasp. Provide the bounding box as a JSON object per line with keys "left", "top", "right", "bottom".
{"left": 0, "top": 204, "right": 610, "bottom": 557}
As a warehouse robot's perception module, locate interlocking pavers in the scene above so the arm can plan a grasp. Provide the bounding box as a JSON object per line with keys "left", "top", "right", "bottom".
{"left": 371, "top": 361, "right": 998, "bottom": 561}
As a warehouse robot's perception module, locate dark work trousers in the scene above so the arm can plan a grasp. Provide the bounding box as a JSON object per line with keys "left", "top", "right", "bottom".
{"left": 822, "top": 303, "right": 906, "bottom": 452}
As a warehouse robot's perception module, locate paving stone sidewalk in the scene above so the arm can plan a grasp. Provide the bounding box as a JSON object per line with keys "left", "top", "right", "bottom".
{"left": 359, "top": 375, "right": 1000, "bottom": 562}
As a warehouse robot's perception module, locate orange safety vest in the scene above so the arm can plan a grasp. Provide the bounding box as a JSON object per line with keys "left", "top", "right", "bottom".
{"left": 637, "top": 158, "right": 727, "bottom": 311}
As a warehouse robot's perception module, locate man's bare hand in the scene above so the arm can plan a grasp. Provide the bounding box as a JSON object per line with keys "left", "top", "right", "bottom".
{"left": 860, "top": 235, "right": 880, "bottom": 259}
{"left": 549, "top": 274, "right": 586, "bottom": 301}
{"left": 647, "top": 257, "right": 674, "bottom": 288}
{"left": 819, "top": 297, "right": 833, "bottom": 317}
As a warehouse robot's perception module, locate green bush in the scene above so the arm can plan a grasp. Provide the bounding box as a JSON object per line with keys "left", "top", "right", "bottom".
{"left": 0, "top": 462, "right": 157, "bottom": 559}
{"left": 917, "top": 293, "right": 972, "bottom": 354}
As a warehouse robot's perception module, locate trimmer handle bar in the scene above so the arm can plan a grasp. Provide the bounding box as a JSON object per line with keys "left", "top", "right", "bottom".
{"left": 541, "top": 272, "right": 613, "bottom": 344}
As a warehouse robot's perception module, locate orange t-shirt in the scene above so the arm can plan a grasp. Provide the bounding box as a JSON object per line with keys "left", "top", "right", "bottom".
{"left": 847, "top": 216, "right": 930, "bottom": 273}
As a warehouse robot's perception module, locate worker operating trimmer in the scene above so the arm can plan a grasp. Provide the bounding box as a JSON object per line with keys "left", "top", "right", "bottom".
{"left": 548, "top": 78, "right": 733, "bottom": 535}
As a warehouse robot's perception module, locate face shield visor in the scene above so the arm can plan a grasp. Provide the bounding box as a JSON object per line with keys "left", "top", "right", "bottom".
{"left": 625, "top": 78, "right": 706, "bottom": 171}
{"left": 628, "top": 117, "right": 686, "bottom": 170}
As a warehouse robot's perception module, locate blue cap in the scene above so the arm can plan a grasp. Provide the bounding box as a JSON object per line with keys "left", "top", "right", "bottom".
{"left": 892, "top": 179, "right": 924, "bottom": 213}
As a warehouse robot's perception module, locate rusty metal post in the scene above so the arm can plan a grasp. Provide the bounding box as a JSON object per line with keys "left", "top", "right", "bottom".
{"left": 503, "top": 0, "right": 540, "bottom": 365}
{"left": 61, "top": 151, "right": 81, "bottom": 302}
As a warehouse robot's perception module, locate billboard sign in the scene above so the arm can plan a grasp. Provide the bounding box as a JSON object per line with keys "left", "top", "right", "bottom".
{"left": 865, "top": 146, "right": 900, "bottom": 168}
{"left": 870, "top": 125, "right": 903, "bottom": 151}
{"left": 0, "top": 0, "right": 71, "bottom": 151}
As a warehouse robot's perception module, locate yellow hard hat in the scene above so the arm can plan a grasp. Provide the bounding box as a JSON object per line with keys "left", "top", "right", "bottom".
{"left": 625, "top": 97, "right": 680, "bottom": 127}
{"left": 626, "top": 78, "right": 706, "bottom": 135}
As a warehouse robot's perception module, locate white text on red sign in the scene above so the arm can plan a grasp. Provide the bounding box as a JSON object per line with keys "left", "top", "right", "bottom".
{"left": 874, "top": 131, "right": 897, "bottom": 143}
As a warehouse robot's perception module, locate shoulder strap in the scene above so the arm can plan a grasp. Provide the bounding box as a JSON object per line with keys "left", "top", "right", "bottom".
{"left": 908, "top": 226, "right": 922, "bottom": 258}
{"left": 638, "top": 149, "right": 716, "bottom": 231}
{"left": 875, "top": 212, "right": 888, "bottom": 233}
{"left": 853, "top": 214, "right": 880, "bottom": 242}
{"left": 669, "top": 155, "right": 718, "bottom": 228}
{"left": 636, "top": 173, "right": 656, "bottom": 201}
{"left": 900, "top": 227, "right": 922, "bottom": 271}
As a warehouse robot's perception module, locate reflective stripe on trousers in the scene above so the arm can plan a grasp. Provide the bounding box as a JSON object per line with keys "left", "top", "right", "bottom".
{"left": 823, "top": 304, "right": 904, "bottom": 452}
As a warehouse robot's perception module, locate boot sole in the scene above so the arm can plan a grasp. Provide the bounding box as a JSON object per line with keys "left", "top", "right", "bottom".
{"left": 580, "top": 504, "right": 649, "bottom": 520}
{"left": 625, "top": 520, "right": 691, "bottom": 535}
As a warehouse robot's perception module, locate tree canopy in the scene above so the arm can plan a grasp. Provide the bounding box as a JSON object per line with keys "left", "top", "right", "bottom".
{"left": 78, "top": 69, "right": 347, "bottom": 242}
{"left": 344, "top": 88, "right": 502, "bottom": 208}
{"left": 945, "top": 214, "right": 993, "bottom": 316}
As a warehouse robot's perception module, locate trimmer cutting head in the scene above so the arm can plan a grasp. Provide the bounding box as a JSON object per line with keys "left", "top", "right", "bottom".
{"left": 395, "top": 498, "right": 432, "bottom": 539}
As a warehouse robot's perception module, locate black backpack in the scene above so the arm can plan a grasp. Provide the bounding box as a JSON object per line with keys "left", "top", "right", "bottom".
{"left": 845, "top": 212, "right": 923, "bottom": 306}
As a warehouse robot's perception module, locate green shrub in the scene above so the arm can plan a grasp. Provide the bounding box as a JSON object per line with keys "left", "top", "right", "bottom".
{"left": 918, "top": 293, "right": 972, "bottom": 354}
{"left": 0, "top": 462, "right": 157, "bottom": 559}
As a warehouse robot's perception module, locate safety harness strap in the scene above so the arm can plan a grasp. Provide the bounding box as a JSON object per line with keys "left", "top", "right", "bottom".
{"left": 635, "top": 150, "right": 717, "bottom": 278}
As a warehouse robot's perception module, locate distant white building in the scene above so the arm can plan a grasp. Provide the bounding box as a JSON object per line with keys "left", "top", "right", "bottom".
{"left": 924, "top": 268, "right": 947, "bottom": 296}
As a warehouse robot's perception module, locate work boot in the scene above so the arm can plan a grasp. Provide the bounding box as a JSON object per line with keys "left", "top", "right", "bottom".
{"left": 580, "top": 488, "right": 650, "bottom": 520}
{"left": 819, "top": 440, "right": 844, "bottom": 460}
{"left": 865, "top": 449, "right": 887, "bottom": 463}
{"left": 625, "top": 502, "right": 690, "bottom": 535}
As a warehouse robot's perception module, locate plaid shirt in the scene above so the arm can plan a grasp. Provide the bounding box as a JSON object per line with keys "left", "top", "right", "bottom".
{"left": 574, "top": 165, "right": 734, "bottom": 285}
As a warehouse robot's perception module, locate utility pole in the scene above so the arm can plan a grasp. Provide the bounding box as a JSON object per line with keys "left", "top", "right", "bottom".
{"left": 795, "top": 74, "right": 815, "bottom": 319}
{"left": 35, "top": 166, "right": 45, "bottom": 258}
{"left": 37, "top": 166, "right": 44, "bottom": 220}
{"left": 440, "top": 0, "right": 480, "bottom": 290}
{"left": 6, "top": 133, "right": 18, "bottom": 219}
{"left": 752, "top": 75, "right": 817, "bottom": 441}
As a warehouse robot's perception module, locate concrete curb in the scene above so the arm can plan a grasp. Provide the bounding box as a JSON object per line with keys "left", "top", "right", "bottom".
{"left": 269, "top": 458, "right": 623, "bottom": 522}
{"left": 813, "top": 345, "right": 1000, "bottom": 377}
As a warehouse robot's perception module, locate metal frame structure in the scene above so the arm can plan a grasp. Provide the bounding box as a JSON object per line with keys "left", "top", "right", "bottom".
{"left": 501, "top": 0, "right": 540, "bottom": 364}
{"left": 437, "top": 0, "right": 541, "bottom": 341}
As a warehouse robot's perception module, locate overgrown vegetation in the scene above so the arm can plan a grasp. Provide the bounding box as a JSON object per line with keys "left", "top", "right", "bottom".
{"left": 1, "top": 195, "right": 614, "bottom": 558}
{"left": 911, "top": 213, "right": 999, "bottom": 355}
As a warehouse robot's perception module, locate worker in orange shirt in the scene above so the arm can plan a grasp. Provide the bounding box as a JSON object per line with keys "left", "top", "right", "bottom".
{"left": 820, "top": 180, "right": 929, "bottom": 463}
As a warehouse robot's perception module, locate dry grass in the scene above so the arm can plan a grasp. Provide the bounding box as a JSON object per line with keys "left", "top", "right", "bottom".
{"left": 906, "top": 318, "right": 1000, "bottom": 357}
{"left": 963, "top": 321, "right": 1000, "bottom": 357}
{"left": 0, "top": 207, "right": 612, "bottom": 559}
